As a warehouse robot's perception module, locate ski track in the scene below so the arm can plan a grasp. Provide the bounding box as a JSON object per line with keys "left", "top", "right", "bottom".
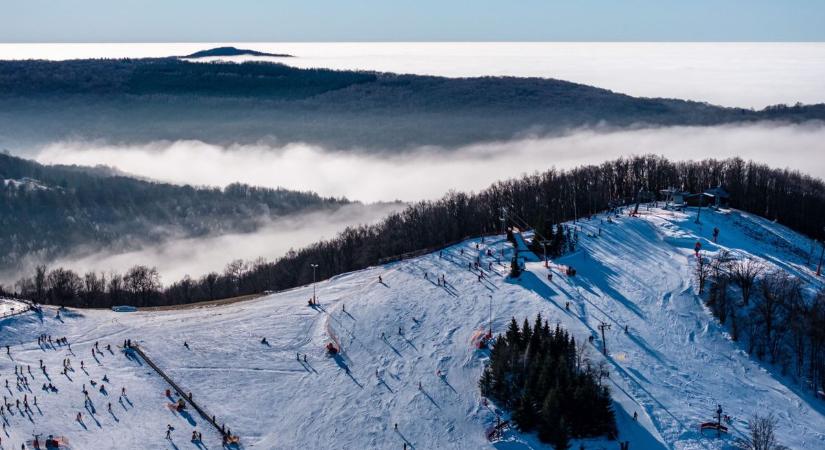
{"left": 0, "top": 207, "right": 824, "bottom": 449}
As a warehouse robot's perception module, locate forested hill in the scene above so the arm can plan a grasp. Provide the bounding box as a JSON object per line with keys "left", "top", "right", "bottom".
{"left": 0, "top": 152, "right": 349, "bottom": 272}
{"left": 1, "top": 58, "right": 824, "bottom": 149}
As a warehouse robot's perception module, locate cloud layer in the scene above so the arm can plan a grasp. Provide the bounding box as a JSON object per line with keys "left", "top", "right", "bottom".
{"left": 35, "top": 123, "right": 825, "bottom": 204}
{"left": 3, "top": 203, "right": 402, "bottom": 286}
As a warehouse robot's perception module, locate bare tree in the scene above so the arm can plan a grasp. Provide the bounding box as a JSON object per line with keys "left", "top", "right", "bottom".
{"left": 695, "top": 254, "right": 712, "bottom": 294}
{"left": 730, "top": 258, "right": 763, "bottom": 306}
{"left": 756, "top": 271, "right": 799, "bottom": 362}
{"left": 224, "top": 259, "right": 248, "bottom": 295}
{"left": 736, "top": 414, "right": 787, "bottom": 450}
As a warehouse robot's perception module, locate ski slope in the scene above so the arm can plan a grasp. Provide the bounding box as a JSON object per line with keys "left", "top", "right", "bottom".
{"left": 1, "top": 207, "right": 824, "bottom": 449}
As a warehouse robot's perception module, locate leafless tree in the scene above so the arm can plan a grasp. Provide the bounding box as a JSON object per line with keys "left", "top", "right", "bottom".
{"left": 730, "top": 258, "right": 763, "bottom": 306}
{"left": 755, "top": 271, "right": 799, "bottom": 363}
{"left": 736, "top": 414, "right": 787, "bottom": 450}
{"left": 695, "top": 254, "right": 712, "bottom": 294}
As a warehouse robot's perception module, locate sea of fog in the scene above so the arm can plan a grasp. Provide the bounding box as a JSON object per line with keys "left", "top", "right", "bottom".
{"left": 5, "top": 42, "right": 825, "bottom": 285}
{"left": 3, "top": 203, "right": 403, "bottom": 286}
{"left": 1, "top": 42, "right": 824, "bottom": 108}
{"left": 36, "top": 123, "right": 825, "bottom": 203}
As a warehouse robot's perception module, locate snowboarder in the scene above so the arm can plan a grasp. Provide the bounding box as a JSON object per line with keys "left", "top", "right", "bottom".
{"left": 378, "top": 275, "right": 383, "bottom": 284}
{"left": 183, "top": 341, "right": 189, "bottom": 349}
{"left": 261, "top": 337, "right": 268, "bottom": 345}
{"left": 166, "top": 424, "right": 174, "bottom": 439}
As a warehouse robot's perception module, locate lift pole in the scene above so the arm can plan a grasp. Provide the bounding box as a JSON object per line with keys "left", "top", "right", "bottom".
{"left": 598, "top": 321, "right": 611, "bottom": 356}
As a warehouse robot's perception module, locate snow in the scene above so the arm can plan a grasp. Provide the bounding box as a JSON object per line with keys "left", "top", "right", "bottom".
{"left": 1, "top": 207, "right": 824, "bottom": 449}
{"left": 0, "top": 298, "right": 27, "bottom": 317}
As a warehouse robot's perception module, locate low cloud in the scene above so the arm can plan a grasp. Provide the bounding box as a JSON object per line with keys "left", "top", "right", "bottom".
{"left": 4, "top": 203, "right": 402, "bottom": 285}
{"left": 35, "top": 122, "right": 825, "bottom": 203}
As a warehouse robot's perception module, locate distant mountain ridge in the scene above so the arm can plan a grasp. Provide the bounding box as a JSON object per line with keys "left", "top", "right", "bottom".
{"left": 182, "top": 46, "right": 292, "bottom": 58}
{"left": 0, "top": 57, "right": 823, "bottom": 150}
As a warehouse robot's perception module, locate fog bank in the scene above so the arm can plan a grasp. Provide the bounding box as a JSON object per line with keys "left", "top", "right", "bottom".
{"left": 3, "top": 203, "right": 402, "bottom": 286}
{"left": 35, "top": 123, "right": 825, "bottom": 203}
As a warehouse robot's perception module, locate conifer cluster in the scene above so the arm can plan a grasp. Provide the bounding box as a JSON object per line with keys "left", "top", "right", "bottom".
{"left": 480, "top": 315, "right": 617, "bottom": 448}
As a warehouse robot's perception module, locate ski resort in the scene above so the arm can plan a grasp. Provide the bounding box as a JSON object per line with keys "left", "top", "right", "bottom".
{"left": 1, "top": 205, "right": 824, "bottom": 449}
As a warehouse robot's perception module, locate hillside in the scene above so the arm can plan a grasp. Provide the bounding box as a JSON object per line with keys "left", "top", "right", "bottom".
{"left": 182, "top": 47, "right": 292, "bottom": 58}
{"left": 1, "top": 207, "right": 823, "bottom": 449}
{"left": 0, "top": 153, "right": 349, "bottom": 275}
{"left": 1, "top": 58, "right": 824, "bottom": 150}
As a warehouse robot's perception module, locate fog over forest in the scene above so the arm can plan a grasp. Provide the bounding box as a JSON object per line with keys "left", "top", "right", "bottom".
{"left": 35, "top": 122, "right": 825, "bottom": 203}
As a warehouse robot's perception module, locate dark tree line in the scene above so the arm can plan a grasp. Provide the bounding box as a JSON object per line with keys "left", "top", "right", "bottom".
{"left": 0, "top": 152, "right": 348, "bottom": 270}
{"left": 11, "top": 155, "right": 825, "bottom": 310}
{"left": 479, "top": 315, "right": 617, "bottom": 448}
{"left": 3, "top": 57, "right": 825, "bottom": 152}
{"left": 702, "top": 251, "right": 825, "bottom": 396}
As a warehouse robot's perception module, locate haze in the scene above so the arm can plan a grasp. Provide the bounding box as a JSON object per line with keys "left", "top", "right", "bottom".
{"left": 35, "top": 123, "right": 825, "bottom": 204}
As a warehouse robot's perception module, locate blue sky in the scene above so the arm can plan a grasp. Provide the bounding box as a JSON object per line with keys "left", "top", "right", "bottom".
{"left": 3, "top": 0, "right": 824, "bottom": 42}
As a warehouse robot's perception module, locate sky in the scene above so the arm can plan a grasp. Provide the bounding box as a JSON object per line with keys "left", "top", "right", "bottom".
{"left": 2, "top": 0, "right": 824, "bottom": 42}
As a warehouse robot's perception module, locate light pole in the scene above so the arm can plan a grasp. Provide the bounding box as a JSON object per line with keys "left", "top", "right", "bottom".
{"left": 310, "top": 263, "right": 319, "bottom": 303}
{"left": 817, "top": 227, "right": 825, "bottom": 276}
{"left": 541, "top": 240, "right": 549, "bottom": 268}
{"left": 487, "top": 294, "right": 493, "bottom": 338}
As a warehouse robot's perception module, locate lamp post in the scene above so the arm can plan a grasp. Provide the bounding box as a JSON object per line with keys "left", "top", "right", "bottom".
{"left": 817, "top": 227, "right": 825, "bottom": 276}
{"left": 310, "top": 263, "right": 319, "bottom": 303}
{"left": 487, "top": 294, "right": 493, "bottom": 338}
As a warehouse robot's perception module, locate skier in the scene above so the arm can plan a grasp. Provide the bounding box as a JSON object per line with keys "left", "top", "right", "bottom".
{"left": 712, "top": 227, "right": 720, "bottom": 243}
{"left": 547, "top": 272, "right": 553, "bottom": 282}
{"left": 166, "top": 424, "right": 174, "bottom": 439}
{"left": 261, "top": 337, "right": 268, "bottom": 345}
{"left": 633, "top": 411, "right": 638, "bottom": 420}
{"left": 694, "top": 241, "right": 702, "bottom": 256}
{"left": 184, "top": 341, "right": 189, "bottom": 349}
{"left": 378, "top": 275, "right": 383, "bottom": 284}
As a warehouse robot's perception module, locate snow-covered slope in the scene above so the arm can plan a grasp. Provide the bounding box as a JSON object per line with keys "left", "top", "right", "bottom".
{"left": 1, "top": 207, "right": 824, "bottom": 449}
